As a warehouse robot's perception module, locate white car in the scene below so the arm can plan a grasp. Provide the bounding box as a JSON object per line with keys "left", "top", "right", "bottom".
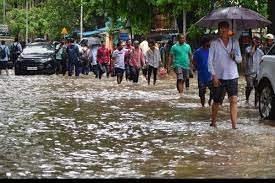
{"left": 258, "top": 43, "right": 275, "bottom": 119}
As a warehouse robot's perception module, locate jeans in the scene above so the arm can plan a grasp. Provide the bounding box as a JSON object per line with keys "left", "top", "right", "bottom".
{"left": 99, "top": 63, "right": 110, "bottom": 78}
{"left": 91, "top": 64, "right": 100, "bottom": 78}
{"left": 148, "top": 66, "right": 158, "bottom": 84}
{"left": 125, "top": 64, "right": 131, "bottom": 80}
{"left": 68, "top": 60, "right": 81, "bottom": 76}
{"left": 130, "top": 66, "right": 140, "bottom": 83}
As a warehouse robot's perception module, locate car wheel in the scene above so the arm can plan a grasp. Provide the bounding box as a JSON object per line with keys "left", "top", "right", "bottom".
{"left": 259, "top": 82, "right": 275, "bottom": 119}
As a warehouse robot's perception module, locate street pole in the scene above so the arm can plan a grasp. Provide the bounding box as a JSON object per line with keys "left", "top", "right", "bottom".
{"left": 80, "top": 0, "right": 83, "bottom": 40}
{"left": 182, "top": 10, "right": 186, "bottom": 35}
{"left": 25, "top": 0, "right": 29, "bottom": 43}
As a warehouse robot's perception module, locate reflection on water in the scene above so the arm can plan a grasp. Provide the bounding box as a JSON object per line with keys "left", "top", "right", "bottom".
{"left": 0, "top": 72, "right": 274, "bottom": 178}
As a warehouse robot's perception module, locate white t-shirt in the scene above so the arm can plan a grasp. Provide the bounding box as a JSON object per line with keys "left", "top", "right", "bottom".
{"left": 112, "top": 48, "right": 126, "bottom": 69}
{"left": 90, "top": 46, "right": 99, "bottom": 65}
{"left": 140, "top": 40, "right": 149, "bottom": 55}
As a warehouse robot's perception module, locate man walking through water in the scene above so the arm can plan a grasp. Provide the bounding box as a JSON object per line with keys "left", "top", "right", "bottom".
{"left": 167, "top": 34, "right": 192, "bottom": 96}
{"left": 193, "top": 36, "right": 213, "bottom": 107}
{"left": 112, "top": 41, "right": 127, "bottom": 84}
{"left": 208, "top": 21, "right": 242, "bottom": 129}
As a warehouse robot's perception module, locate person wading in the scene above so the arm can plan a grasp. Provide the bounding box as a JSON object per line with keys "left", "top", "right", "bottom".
{"left": 208, "top": 21, "right": 242, "bottom": 129}
{"left": 167, "top": 34, "right": 192, "bottom": 96}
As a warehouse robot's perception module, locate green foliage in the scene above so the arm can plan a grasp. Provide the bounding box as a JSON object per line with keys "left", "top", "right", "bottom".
{"left": 3, "top": 0, "right": 269, "bottom": 40}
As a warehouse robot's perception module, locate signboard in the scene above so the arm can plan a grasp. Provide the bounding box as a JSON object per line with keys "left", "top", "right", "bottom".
{"left": 119, "top": 33, "right": 129, "bottom": 40}
{"left": 61, "top": 27, "right": 68, "bottom": 35}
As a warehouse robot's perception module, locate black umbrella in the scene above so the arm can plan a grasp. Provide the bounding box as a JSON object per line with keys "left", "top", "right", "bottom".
{"left": 196, "top": 6, "right": 272, "bottom": 29}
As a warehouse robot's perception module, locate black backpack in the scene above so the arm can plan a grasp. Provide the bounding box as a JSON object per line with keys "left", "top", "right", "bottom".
{"left": 11, "top": 43, "right": 19, "bottom": 56}
{"left": 0, "top": 46, "right": 7, "bottom": 59}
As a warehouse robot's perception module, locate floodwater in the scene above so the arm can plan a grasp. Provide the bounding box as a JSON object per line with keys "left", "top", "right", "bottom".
{"left": 0, "top": 70, "right": 274, "bottom": 178}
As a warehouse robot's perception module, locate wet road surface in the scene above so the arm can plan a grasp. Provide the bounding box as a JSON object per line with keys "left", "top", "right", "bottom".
{"left": 0, "top": 70, "right": 274, "bottom": 178}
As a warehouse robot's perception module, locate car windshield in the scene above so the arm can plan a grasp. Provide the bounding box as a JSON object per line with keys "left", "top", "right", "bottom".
{"left": 23, "top": 43, "right": 55, "bottom": 55}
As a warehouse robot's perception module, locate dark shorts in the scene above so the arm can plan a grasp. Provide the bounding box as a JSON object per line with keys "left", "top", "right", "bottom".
{"left": 174, "top": 67, "right": 189, "bottom": 81}
{"left": 115, "top": 68, "right": 124, "bottom": 76}
{"left": 0, "top": 61, "right": 8, "bottom": 70}
{"left": 213, "top": 78, "right": 238, "bottom": 103}
{"left": 198, "top": 80, "right": 213, "bottom": 98}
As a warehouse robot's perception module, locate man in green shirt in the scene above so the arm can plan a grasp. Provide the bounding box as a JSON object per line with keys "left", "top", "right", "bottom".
{"left": 168, "top": 34, "right": 192, "bottom": 95}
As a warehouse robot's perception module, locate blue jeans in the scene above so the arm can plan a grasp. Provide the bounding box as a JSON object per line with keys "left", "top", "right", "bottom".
{"left": 130, "top": 66, "right": 140, "bottom": 83}
{"left": 125, "top": 64, "right": 131, "bottom": 80}
{"left": 68, "top": 60, "right": 81, "bottom": 76}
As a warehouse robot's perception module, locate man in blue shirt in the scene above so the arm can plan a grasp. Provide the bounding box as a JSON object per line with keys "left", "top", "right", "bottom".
{"left": 193, "top": 36, "right": 212, "bottom": 107}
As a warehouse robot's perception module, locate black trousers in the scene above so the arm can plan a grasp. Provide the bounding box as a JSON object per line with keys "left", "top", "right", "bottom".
{"left": 148, "top": 66, "right": 157, "bottom": 84}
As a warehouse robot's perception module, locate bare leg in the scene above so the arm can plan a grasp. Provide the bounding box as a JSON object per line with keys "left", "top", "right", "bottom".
{"left": 211, "top": 102, "right": 219, "bottom": 127}
{"left": 177, "top": 80, "right": 184, "bottom": 94}
{"left": 229, "top": 96, "right": 238, "bottom": 129}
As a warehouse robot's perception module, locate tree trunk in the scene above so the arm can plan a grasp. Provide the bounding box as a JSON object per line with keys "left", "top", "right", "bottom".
{"left": 267, "top": 0, "right": 275, "bottom": 35}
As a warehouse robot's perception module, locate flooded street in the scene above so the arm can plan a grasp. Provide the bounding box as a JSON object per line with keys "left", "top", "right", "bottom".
{"left": 0, "top": 71, "right": 274, "bottom": 178}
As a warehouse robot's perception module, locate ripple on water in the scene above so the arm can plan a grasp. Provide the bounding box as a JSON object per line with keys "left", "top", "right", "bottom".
{"left": 0, "top": 74, "right": 274, "bottom": 178}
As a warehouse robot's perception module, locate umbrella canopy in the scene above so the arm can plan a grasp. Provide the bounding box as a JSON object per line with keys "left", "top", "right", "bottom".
{"left": 196, "top": 6, "right": 272, "bottom": 29}
{"left": 80, "top": 37, "right": 101, "bottom": 46}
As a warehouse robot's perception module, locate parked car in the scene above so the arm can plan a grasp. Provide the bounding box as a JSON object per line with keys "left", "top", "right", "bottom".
{"left": 258, "top": 43, "right": 275, "bottom": 119}
{"left": 14, "top": 42, "right": 56, "bottom": 75}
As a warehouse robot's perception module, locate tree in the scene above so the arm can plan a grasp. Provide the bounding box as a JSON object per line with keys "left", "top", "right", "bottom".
{"left": 3, "top": 0, "right": 271, "bottom": 39}
{"left": 267, "top": 0, "right": 275, "bottom": 34}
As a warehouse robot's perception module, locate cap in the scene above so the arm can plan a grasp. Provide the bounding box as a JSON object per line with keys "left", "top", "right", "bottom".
{"left": 266, "top": 33, "right": 274, "bottom": 40}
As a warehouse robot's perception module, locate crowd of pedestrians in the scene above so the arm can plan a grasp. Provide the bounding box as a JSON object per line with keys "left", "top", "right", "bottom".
{"left": 0, "top": 22, "right": 274, "bottom": 129}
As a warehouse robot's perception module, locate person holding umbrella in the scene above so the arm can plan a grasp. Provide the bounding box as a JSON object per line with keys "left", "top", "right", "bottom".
{"left": 208, "top": 21, "right": 242, "bottom": 129}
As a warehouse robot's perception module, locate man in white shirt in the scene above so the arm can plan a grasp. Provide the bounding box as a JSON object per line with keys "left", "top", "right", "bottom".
{"left": 146, "top": 39, "right": 162, "bottom": 85}
{"left": 112, "top": 41, "right": 127, "bottom": 84}
{"left": 208, "top": 21, "right": 242, "bottom": 129}
{"left": 244, "top": 34, "right": 264, "bottom": 107}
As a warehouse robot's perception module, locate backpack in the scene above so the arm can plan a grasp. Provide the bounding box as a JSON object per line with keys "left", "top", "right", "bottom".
{"left": 81, "top": 48, "right": 89, "bottom": 63}
{"left": 66, "top": 45, "right": 79, "bottom": 62}
{"left": 0, "top": 46, "right": 7, "bottom": 59}
{"left": 11, "top": 43, "right": 19, "bottom": 56}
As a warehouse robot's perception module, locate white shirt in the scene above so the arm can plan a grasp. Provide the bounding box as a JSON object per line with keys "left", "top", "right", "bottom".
{"left": 245, "top": 46, "right": 264, "bottom": 76}
{"left": 208, "top": 38, "right": 242, "bottom": 80}
{"left": 112, "top": 48, "right": 126, "bottom": 69}
{"left": 0, "top": 45, "right": 10, "bottom": 62}
{"left": 90, "top": 46, "right": 99, "bottom": 65}
{"left": 140, "top": 40, "right": 149, "bottom": 55}
{"left": 145, "top": 48, "right": 161, "bottom": 68}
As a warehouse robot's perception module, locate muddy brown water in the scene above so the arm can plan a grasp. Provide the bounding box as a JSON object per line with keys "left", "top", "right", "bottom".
{"left": 0, "top": 70, "right": 274, "bottom": 178}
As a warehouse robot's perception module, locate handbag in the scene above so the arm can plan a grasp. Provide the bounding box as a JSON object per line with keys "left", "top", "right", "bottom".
{"left": 159, "top": 67, "right": 167, "bottom": 78}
